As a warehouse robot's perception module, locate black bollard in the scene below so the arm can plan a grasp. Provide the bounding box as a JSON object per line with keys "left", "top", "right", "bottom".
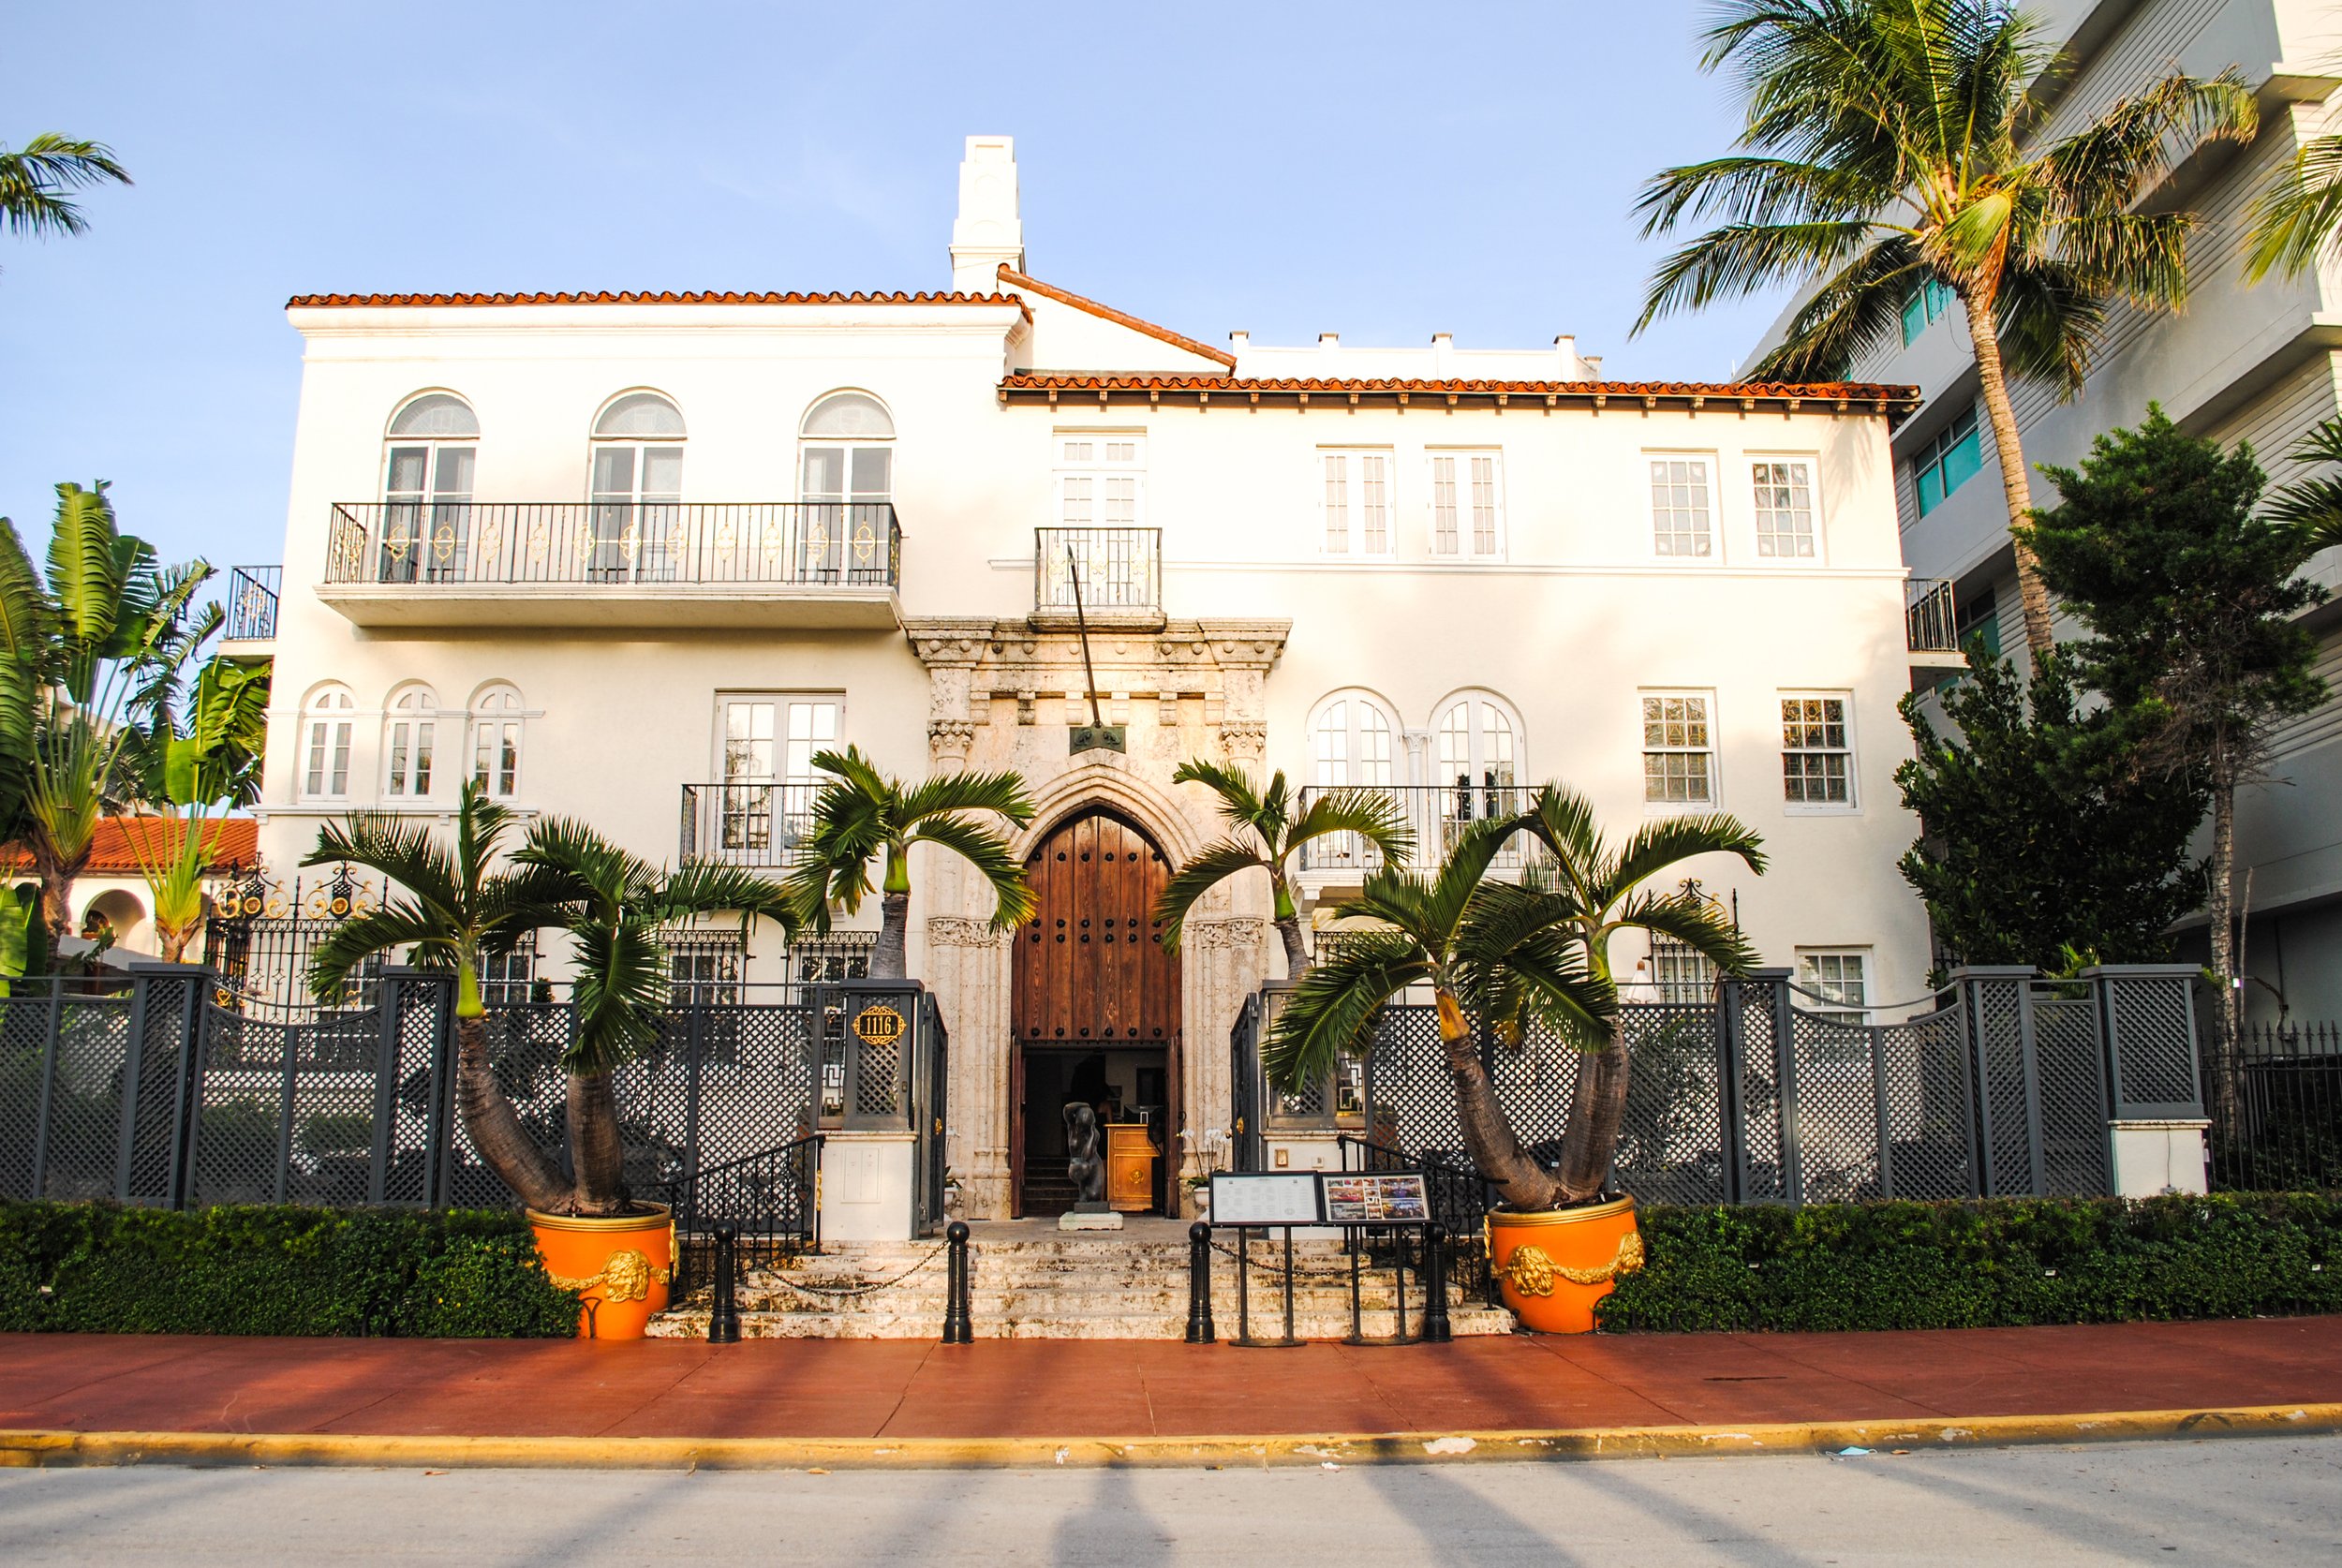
{"left": 941, "top": 1220, "right": 973, "bottom": 1343}
{"left": 708, "top": 1225, "right": 742, "bottom": 1344}
{"left": 1421, "top": 1222, "right": 1453, "bottom": 1343}
{"left": 1184, "top": 1220, "right": 1216, "bottom": 1343}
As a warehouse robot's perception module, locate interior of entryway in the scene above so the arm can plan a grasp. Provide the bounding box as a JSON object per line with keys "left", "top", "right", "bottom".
{"left": 1009, "top": 806, "right": 1182, "bottom": 1219}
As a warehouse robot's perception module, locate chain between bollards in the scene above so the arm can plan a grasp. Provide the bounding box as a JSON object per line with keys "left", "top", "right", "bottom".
{"left": 1184, "top": 1220, "right": 1216, "bottom": 1343}
{"left": 941, "top": 1220, "right": 973, "bottom": 1343}
{"left": 707, "top": 1224, "right": 742, "bottom": 1345}
{"left": 1421, "top": 1221, "right": 1453, "bottom": 1343}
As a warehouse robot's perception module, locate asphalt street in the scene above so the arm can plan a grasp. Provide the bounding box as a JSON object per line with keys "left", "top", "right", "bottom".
{"left": 1, "top": 1435, "right": 2337, "bottom": 1565}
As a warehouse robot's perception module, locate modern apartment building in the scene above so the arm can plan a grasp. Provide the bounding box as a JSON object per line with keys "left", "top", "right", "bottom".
{"left": 226, "top": 137, "right": 1940, "bottom": 1220}
{"left": 1745, "top": 0, "right": 2342, "bottom": 1021}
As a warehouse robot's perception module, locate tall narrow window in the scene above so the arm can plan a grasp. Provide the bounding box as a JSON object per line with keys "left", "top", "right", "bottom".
{"left": 1428, "top": 451, "right": 1504, "bottom": 558}
{"left": 383, "top": 687, "right": 437, "bottom": 799}
{"left": 471, "top": 685, "right": 525, "bottom": 801}
{"left": 1054, "top": 434, "right": 1146, "bottom": 528}
{"left": 1752, "top": 460, "right": 1817, "bottom": 557}
{"left": 799, "top": 392, "right": 895, "bottom": 582}
{"left": 1650, "top": 457, "right": 1712, "bottom": 557}
{"left": 302, "top": 688, "right": 356, "bottom": 801}
{"left": 1901, "top": 278, "right": 1953, "bottom": 345}
{"left": 1913, "top": 404, "right": 1982, "bottom": 516}
{"left": 1781, "top": 694, "right": 1854, "bottom": 807}
{"left": 1431, "top": 694, "right": 1521, "bottom": 857}
{"left": 1319, "top": 450, "right": 1393, "bottom": 556}
{"left": 589, "top": 391, "right": 685, "bottom": 581}
{"left": 716, "top": 694, "right": 841, "bottom": 856}
{"left": 1642, "top": 693, "right": 1715, "bottom": 806}
{"left": 380, "top": 393, "right": 478, "bottom": 584}
{"left": 1430, "top": 455, "right": 1459, "bottom": 553}
{"left": 1308, "top": 693, "right": 1401, "bottom": 869}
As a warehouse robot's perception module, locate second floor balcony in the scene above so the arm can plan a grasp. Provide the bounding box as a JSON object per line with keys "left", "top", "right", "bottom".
{"left": 220, "top": 565, "right": 280, "bottom": 653}
{"left": 319, "top": 502, "right": 902, "bottom": 629}
{"left": 1295, "top": 783, "right": 1550, "bottom": 883}
{"left": 1033, "top": 526, "right": 1163, "bottom": 629}
{"left": 679, "top": 780, "right": 821, "bottom": 868}
{"left": 1905, "top": 578, "right": 1964, "bottom": 670}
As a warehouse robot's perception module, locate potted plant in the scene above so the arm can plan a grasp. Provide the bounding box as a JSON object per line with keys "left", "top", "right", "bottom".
{"left": 307, "top": 784, "right": 795, "bottom": 1339}
{"left": 1267, "top": 785, "right": 1761, "bottom": 1332}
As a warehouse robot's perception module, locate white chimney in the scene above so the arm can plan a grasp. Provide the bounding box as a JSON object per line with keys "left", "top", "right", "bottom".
{"left": 1431, "top": 333, "right": 1454, "bottom": 377}
{"left": 950, "top": 136, "right": 1024, "bottom": 292}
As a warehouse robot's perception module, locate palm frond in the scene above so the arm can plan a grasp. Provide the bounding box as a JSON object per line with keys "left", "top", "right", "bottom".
{"left": 1637, "top": 218, "right": 1885, "bottom": 331}
{"left": 1595, "top": 812, "right": 1768, "bottom": 911}
{"left": 2247, "top": 130, "right": 2342, "bottom": 282}
{"left": 896, "top": 766, "right": 1037, "bottom": 827}
{"left": 1170, "top": 757, "right": 1268, "bottom": 831}
{"left": 656, "top": 861, "right": 797, "bottom": 935}
{"left": 44, "top": 482, "right": 122, "bottom": 677}
{"left": 1264, "top": 931, "right": 1428, "bottom": 1090}
{"left": 1610, "top": 889, "right": 1761, "bottom": 978}
{"left": 1152, "top": 838, "right": 1269, "bottom": 952}
{"left": 305, "top": 908, "right": 444, "bottom": 1002}
{"left": 305, "top": 812, "right": 462, "bottom": 925}
{"left": 0, "top": 135, "right": 131, "bottom": 239}
{"left": 1747, "top": 235, "right": 1922, "bottom": 382}
{"left": 564, "top": 912, "right": 669, "bottom": 1074}
{"left": 912, "top": 813, "right": 1037, "bottom": 929}
{"left": 1284, "top": 788, "right": 1415, "bottom": 866}
{"left": 2267, "top": 419, "right": 2342, "bottom": 548}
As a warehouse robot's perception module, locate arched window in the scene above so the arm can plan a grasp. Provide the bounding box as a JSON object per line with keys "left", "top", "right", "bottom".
{"left": 381, "top": 393, "right": 478, "bottom": 584}
{"left": 471, "top": 685, "right": 525, "bottom": 800}
{"left": 798, "top": 392, "right": 895, "bottom": 582}
{"left": 588, "top": 392, "right": 685, "bottom": 580}
{"left": 301, "top": 687, "right": 357, "bottom": 801}
{"left": 1307, "top": 691, "right": 1402, "bottom": 871}
{"left": 383, "top": 686, "right": 438, "bottom": 800}
{"left": 1432, "top": 693, "right": 1522, "bottom": 845}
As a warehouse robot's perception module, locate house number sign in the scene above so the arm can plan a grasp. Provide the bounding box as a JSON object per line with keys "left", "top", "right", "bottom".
{"left": 852, "top": 1003, "right": 906, "bottom": 1047}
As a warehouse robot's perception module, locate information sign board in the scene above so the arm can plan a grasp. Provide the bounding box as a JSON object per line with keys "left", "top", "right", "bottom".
{"left": 1320, "top": 1173, "right": 1430, "bottom": 1224}
{"left": 1208, "top": 1172, "right": 1322, "bottom": 1226}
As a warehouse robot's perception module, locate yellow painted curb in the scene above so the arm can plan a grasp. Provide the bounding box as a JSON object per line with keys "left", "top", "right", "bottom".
{"left": 3, "top": 1404, "right": 2338, "bottom": 1471}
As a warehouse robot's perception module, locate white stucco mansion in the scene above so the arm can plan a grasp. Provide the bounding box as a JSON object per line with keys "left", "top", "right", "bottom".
{"left": 228, "top": 137, "right": 1942, "bottom": 1222}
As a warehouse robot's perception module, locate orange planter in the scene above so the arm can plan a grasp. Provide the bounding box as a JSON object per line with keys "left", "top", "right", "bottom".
{"left": 527, "top": 1205, "right": 674, "bottom": 1340}
{"left": 1487, "top": 1197, "right": 1643, "bottom": 1334}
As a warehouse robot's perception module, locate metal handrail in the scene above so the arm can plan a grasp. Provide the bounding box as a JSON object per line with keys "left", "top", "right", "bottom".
{"left": 223, "top": 566, "right": 280, "bottom": 641}
{"left": 322, "top": 501, "right": 902, "bottom": 589}
{"left": 1906, "top": 578, "right": 1959, "bottom": 653}
{"left": 678, "top": 780, "right": 823, "bottom": 867}
{"left": 1034, "top": 525, "right": 1161, "bottom": 614}
{"left": 1295, "top": 783, "right": 1550, "bottom": 874}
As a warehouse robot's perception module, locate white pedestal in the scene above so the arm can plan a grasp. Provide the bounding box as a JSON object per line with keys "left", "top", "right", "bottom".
{"left": 818, "top": 1130, "right": 919, "bottom": 1242}
{"left": 2107, "top": 1118, "right": 2211, "bottom": 1197}
{"left": 1058, "top": 1209, "right": 1124, "bottom": 1231}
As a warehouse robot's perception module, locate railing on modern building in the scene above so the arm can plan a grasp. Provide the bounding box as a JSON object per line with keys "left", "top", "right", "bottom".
{"left": 679, "top": 780, "right": 822, "bottom": 867}
{"left": 322, "top": 502, "right": 902, "bottom": 589}
{"left": 1294, "top": 783, "right": 1549, "bottom": 875}
{"left": 223, "top": 565, "right": 280, "bottom": 642}
{"left": 1034, "top": 526, "right": 1161, "bottom": 617}
{"left": 1906, "top": 578, "right": 1959, "bottom": 654}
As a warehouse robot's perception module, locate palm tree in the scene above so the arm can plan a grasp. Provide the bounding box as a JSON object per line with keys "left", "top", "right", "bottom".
{"left": 2246, "top": 116, "right": 2342, "bottom": 284}
{"left": 122, "top": 808, "right": 215, "bottom": 963}
{"left": 782, "top": 745, "right": 1036, "bottom": 979}
{"left": 1633, "top": 0, "right": 2254, "bottom": 660}
{"left": 2266, "top": 420, "right": 2342, "bottom": 550}
{"left": 1155, "top": 759, "right": 1414, "bottom": 976}
{"left": 0, "top": 135, "right": 129, "bottom": 245}
{"left": 0, "top": 483, "right": 213, "bottom": 941}
{"left": 1269, "top": 786, "right": 1761, "bottom": 1210}
{"left": 307, "top": 783, "right": 794, "bottom": 1215}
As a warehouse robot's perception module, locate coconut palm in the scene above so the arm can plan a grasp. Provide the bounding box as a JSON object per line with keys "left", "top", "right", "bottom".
{"left": 1155, "top": 759, "right": 1414, "bottom": 976}
{"left": 2246, "top": 117, "right": 2342, "bottom": 283}
{"left": 782, "top": 745, "right": 1036, "bottom": 979}
{"left": 307, "top": 783, "right": 795, "bottom": 1215}
{"left": 1633, "top": 0, "right": 2254, "bottom": 659}
{"left": 2266, "top": 420, "right": 2342, "bottom": 551}
{"left": 0, "top": 135, "right": 130, "bottom": 245}
{"left": 1269, "top": 786, "right": 1762, "bottom": 1210}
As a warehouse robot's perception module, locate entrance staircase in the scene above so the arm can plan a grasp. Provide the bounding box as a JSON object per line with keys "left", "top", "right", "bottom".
{"left": 649, "top": 1220, "right": 1517, "bottom": 1340}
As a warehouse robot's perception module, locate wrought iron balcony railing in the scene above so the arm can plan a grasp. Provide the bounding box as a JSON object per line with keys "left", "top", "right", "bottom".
{"left": 1034, "top": 526, "right": 1161, "bottom": 618}
{"left": 223, "top": 565, "right": 280, "bottom": 642}
{"left": 1295, "top": 783, "right": 1549, "bottom": 876}
{"left": 679, "top": 781, "right": 823, "bottom": 868}
{"left": 1906, "top": 578, "right": 1959, "bottom": 655}
{"left": 324, "top": 502, "right": 902, "bottom": 589}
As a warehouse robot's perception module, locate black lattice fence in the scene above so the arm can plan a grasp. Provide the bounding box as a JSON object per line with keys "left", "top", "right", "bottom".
{"left": 2214, "top": 1021, "right": 2342, "bottom": 1191}
{"left": 1230, "top": 966, "right": 2208, "bottom": 1206}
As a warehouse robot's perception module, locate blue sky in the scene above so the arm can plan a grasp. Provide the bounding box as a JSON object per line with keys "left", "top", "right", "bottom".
{"left": 0, "top": 1, "right": 1786, "bottom": 571}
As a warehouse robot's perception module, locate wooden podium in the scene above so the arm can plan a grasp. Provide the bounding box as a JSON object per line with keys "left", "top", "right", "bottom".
{"left": 1105, "top": 1123, "right": 1160, "bottom": 1213}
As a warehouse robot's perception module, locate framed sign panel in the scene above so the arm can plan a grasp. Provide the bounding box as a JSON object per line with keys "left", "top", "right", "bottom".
{"left": 1320, "top": 1173, "right": 1430, "bottom": 1224}
{"left": 1208, "top": 1172, "right": 1323, "bottom": 1226}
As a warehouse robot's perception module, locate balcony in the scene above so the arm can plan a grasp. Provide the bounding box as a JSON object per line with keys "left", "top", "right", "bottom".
{"left": 318, "top": 502, "right": 902, "bottom": 629}
{"left": 1295, "top": 784, "right": 1550, "bottom": 882}
{"left": 1906, "top": 578, "right": 1964, "bottom": 668}
{"left": 679, "top": 780, "right": 822, "bottom": 868}
{"left": 1032, "top": 526, "right": 1162, "bottom": 629}
{"left": 220, "top": 565, "right": 279, "bottom": 652}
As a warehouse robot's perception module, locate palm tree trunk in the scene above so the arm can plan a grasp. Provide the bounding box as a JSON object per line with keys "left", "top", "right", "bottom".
{"left": 1435, "top": 987, "right": 1564, "bottom": 1211}
{"left": 1274, "top": 916, "right": 1309, "bottom": 978}
{"left": 2205, "top": 778, "right": 2243, "bottom": 1137}
{"left": 872, "top": 891, "right": 911, "bottom": 979}
{"left": 1553, "top": 1032, "right": 1629, "bottom": 1203}
{"left": 30, "top": 841, "right": 88, "bottom": 950}
{"left": 452, "top": 1012, "right": 568, "bottom": 1211}
{"left": 566, "top": 1069, "right": 630, "bottom": 1216}
{"left": 1963, "top": 296, "right": 2056, "bottom": 660}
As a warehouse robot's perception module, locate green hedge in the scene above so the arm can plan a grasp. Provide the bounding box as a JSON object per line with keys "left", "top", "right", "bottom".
{"left": 1595, "top": 1192, "right": 2342, "bottom": 1332}
{"left": 0, "top": 1202, "right": 580, "bottom": 1338}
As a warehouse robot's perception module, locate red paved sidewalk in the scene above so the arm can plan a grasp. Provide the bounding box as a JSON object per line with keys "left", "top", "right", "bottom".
{"left": 6, "top": 1318, "right": 2341, "bottom": 1441}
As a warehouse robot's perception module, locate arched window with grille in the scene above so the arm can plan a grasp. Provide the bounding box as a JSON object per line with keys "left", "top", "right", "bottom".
{"left": 798, "top": 391, "right": 895, "bottom": 583}
{"left": 589, "top": 391, "right": 685, "bottom": 580}
{"left": 301, "top": 686, "right": 357, "bottom": 801}
{"left": 380, "top": 392, "right": 478, "bottom": 584}
{"left": 471, "top": 684, "right": 525, "bottom": 800}
{"left": 383, "top": 686, "right": 439, "bottom": 800}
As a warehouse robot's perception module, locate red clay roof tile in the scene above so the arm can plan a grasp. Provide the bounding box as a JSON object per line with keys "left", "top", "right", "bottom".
{"left": 996, "top": 267, "right": 1238, "bottom": 368}
{"left": 1, "top": 817, "right": 258, "bottom": 877}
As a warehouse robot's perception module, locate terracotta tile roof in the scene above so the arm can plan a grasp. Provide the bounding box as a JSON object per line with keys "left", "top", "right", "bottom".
{"left": 996, "top": 267, "right": 1238, "bottom": 368}
{"left": 287, "top": 288, "right": 1034, "bottom": 321}
{"left": 1, "top": 817, "right": 259, "bottom": 876}
{"left": 998, "top": 372, "right": 1924, "bottom": 422}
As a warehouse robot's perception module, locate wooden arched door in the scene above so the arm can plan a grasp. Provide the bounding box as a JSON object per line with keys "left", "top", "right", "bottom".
{"left": 1010, "top": 809, "right": 1181, "bottom": 1216}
